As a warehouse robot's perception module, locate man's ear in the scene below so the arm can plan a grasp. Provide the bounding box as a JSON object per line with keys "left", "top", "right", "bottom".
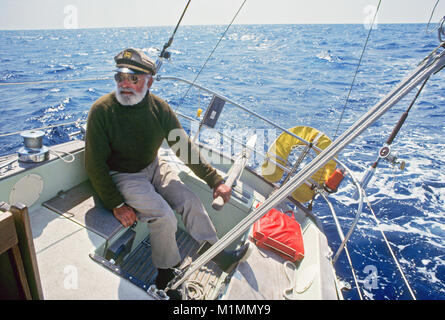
{"left": 147, "top": 75, "right": 154, "bottom": 89}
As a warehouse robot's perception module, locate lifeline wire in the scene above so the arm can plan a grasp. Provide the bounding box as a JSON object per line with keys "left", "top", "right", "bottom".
{"left": 0, "top": 77, "right": 111, "bottom": 86}
{"left": 0, "top": 120, "right": 86, "bottom": 138}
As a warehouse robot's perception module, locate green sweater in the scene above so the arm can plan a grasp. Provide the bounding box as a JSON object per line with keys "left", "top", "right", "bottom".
{"left": 85, "top": 91, "right": 223, "bottom": 210}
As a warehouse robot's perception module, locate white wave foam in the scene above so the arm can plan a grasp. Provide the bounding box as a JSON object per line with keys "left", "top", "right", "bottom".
{"left": 316, "top": 50, "right": 334, "bottom": 62}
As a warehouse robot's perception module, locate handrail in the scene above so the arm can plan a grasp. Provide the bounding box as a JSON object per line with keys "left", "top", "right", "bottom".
{"left": 331, "top": 160, "right": 365, "bottom": 264}
{"left": 174, "top": 111, "right": 292, "bottom": 175}
{"left": 157, "top": 75, "right": 323, "bottom": 152}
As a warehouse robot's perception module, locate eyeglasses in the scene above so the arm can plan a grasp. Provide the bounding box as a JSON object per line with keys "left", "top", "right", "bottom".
{"left": 114, "top": 73, "right": 141, "bottom": 84}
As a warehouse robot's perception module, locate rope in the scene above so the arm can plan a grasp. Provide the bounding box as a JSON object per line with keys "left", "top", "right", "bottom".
{"left": 283, "top": 261, "right": 298, "bottom": 299}
{"left": 282, "top": 261, "right": 317, "bottom": 299}
{"left": 184, "top": 280, "right": 205, "bottom": 300}
{"left": 49, "top": 149, "right": 76, "bottom": 163}
{"left": 363, "top": 191, "right": 417, "bottom": 300}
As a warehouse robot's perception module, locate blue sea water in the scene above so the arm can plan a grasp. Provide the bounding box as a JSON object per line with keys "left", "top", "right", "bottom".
{"left": 0, "top": 24, "right": 444, "bottom": 300}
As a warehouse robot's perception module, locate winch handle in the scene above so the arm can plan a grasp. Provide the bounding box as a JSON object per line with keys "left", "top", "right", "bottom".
{"left": 212, "top": 134, "right": 257, "bottom": 211}
{"left": 212, "top": 174, "right": 237, "bottom": 211}
{"left": 212, "top": 196, "right": 225, "bottom": 211}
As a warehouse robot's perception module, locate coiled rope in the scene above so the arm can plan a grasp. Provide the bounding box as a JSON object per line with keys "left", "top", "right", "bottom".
{"left": 183, "top": 280, "right": 205, "bottom": 300}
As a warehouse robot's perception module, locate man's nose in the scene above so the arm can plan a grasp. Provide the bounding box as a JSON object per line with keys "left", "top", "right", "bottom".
{"left": 118, "top": 78, "right": 131, "bottom": 87}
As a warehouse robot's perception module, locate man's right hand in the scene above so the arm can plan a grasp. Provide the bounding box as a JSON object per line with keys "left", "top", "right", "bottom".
{"left": 112, "top": 204, "right": 138, "bottom": 228}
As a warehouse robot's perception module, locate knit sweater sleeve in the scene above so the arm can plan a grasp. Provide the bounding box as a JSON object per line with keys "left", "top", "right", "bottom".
{"left": 84, "top": 103, "right": 125, "bottom": 210}
{"left": 156, "top": 98, "right": 224, "bottom": 189}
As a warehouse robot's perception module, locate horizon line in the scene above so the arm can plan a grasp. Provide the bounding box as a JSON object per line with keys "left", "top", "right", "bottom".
{"left": 0, "top": 21, "right": 435, "bottom": 32}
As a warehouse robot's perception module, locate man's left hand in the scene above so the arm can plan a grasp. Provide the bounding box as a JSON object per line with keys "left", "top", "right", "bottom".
{"left": 213, "top": 183, "right": 231, "bottom": 204}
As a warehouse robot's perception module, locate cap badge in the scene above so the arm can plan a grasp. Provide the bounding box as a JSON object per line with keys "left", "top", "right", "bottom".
{"left": 123, "top": 51, "right": 132, "bottom": 59}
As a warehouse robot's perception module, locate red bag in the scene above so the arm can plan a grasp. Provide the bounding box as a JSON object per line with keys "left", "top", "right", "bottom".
{"left": 250, "top": 208, "right": 304, "bottom": 262}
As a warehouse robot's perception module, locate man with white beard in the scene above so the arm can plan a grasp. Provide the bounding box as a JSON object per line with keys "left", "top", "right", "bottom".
{"left": 85, "top": 48, "right": 249, "bottom": 298}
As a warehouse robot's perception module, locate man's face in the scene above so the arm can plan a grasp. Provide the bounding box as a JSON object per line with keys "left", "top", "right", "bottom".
{"left": 115, "top": 72, "right": 152, "bottom": 106}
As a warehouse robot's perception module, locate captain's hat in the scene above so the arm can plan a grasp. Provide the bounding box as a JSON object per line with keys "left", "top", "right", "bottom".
{"left": 114, "top": 48, "right": 156, "bottom": 75}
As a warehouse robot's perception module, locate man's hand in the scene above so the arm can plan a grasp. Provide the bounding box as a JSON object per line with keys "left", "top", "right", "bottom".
{"left": 213, "top": 183, "right": 232, "bottom": 204}
{"left": 112, "top": 204, "right": 138, "bottom": 228}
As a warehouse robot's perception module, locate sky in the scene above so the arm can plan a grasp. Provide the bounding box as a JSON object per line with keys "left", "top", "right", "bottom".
{"left": 0, "top": 0, "right": 443, "bottom": 30}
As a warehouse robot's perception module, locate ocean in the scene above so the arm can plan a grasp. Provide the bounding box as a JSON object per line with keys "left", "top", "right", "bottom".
{"left": 0, "top": 23, "right": 444, "bottom": 300}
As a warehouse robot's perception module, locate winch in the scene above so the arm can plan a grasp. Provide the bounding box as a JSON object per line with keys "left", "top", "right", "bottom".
{"left": 17, "top": 130, "right": 49, "bottom": 163}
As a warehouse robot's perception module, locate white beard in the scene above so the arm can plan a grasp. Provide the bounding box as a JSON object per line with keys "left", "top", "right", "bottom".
{"left": 115, "top": 77, "right": 149, "bottom": 106}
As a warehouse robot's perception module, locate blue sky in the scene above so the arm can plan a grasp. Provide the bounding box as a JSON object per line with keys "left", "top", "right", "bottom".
{"left": 0, "top": 0, "right": 443, "bottom": 30}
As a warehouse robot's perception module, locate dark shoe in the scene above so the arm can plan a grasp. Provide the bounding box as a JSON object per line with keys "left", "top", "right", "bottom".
{"left": 198, "top": 242, "right": 250, "bottom": 272}
{"left": 155, "top": 263, "right": 182, "bottom": 300}
{"left": 155, "top": 267, "right": 177, "bottom": 289}
{"left": 165, "top": 289, "right": 182, "bottom": 300}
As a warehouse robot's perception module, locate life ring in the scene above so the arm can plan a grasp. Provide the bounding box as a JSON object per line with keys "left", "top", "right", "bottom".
{"left": 261, "top": 126, "right": 336, "bottom": 203}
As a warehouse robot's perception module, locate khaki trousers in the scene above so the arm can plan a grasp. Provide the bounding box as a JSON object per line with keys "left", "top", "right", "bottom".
{"left": 111, "top": 156, "right": 219, "bottom": 268}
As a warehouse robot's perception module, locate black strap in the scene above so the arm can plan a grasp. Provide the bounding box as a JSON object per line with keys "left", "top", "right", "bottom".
{"left": 386, "top": 76, "right": 429, "bottom": 145}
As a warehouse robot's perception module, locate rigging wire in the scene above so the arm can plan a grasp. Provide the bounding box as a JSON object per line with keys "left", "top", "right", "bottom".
{"left": 159, "top": 0, "right": 192, "bottom": 59}
{"left": 178, "top": 0, "right": 248, "bottom": 108}
{"left": 332, "top": 0, "right": 382, "bottom": 140}
{"left": 355, "top": 75, "right": 431, "bottom": 299}
{"left": 363, "top": 191, "right": 417, "bottom": 300}
{"left": 426, "top": 0, "right": 440, "bottom": 33}
{"left": 312, "top": 0, "right": 381, "bottom": 267}
{"left": 370, "top": 165, "right": 398, "bottom": 206}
